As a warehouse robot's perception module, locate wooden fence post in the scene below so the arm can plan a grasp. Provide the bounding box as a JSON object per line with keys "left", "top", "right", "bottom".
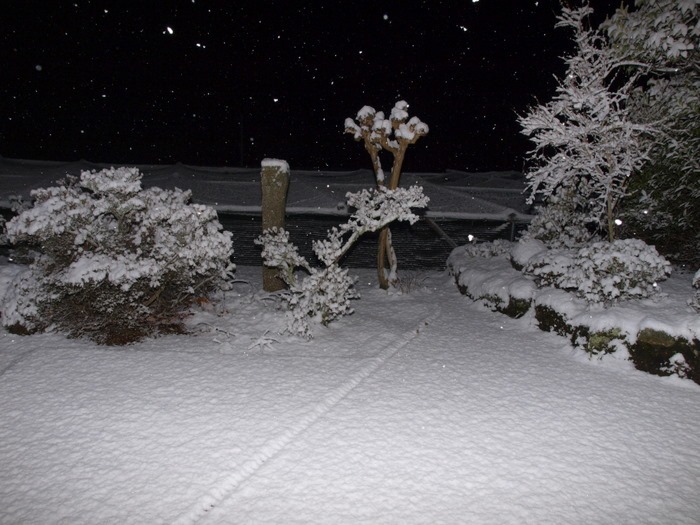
{"left": 261, "top": 158, "right": 290, "bottom": 291}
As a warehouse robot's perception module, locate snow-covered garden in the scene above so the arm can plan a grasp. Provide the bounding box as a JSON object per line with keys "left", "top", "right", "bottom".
{"left": 0, "top": 1, "right": 699, "bottom": 522}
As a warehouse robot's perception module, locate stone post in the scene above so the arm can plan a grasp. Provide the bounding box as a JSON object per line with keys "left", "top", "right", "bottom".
{"left": 260, "top": 158, "right": 290, "bottom": 291}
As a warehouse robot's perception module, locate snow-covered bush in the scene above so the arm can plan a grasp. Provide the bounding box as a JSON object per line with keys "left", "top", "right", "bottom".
{"left": 257, "top": 185, "right": 428, "bottom": 338}
{"left": 460, "top": 239, "right": 513, "bottom": 259}
{"left": 661, "top": 352, "right": 692, "bottom": 379}
{"left": 524, "top": 238, "right": 671, "bottom": 304}
{"left": 511, "top": 238, "right": 548, "bottom": 270}
{"left": 2, "top": 167, "right": 234, "bottom": 344}
{"left": 258, "top": 230, "right": 359, "bottom": 338}
{"left": 0, "top": 196, "right": 31, "bottom": 251}
{"left": 392, "top": 271, "right": 428, "bottom": 294}
{"left": 521, "top": 194, "right": 599, "bottom": 249}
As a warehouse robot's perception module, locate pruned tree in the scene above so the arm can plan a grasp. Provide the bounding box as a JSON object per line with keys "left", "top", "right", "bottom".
{"left": 345, "top": 100, "right": 429, "bottom": 289}
{"left": 518, "top": 4, "right": 657, "bottom": 243}
{"left": 256, "top": 185, "right": 429, "bottom": 337}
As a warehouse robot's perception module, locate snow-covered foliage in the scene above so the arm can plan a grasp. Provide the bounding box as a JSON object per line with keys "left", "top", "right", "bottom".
{"left": 519, "top": 5, "right": 657, "bottom": 242}
{"left": 2, "top": 167, "right": 234, "bottom": 344}
{"left": 0, "top": 195, "right": 30, "bottom": 248}
{"left": 257, "top": 185, "right": 428, "bottom": 338}
{"left": 604, "top": 0, "right": 699, "bottom": 62}
{"left": 510, "top": 238, "right": 548, "bottom": 270}
{"left": 345, "top": 101, "right": 429, "bottom": 289}
{"left": 521, "top": 195, "right": 599, "bottom": 249}
{"left": 661, "top": 352, "right": 692, "bottom": 379}
{"left": 523, "top": 238, "right": 671, "bottom": 305}
{"left": 604, "top": 0, "right": 700, "bottom": 265}
{"left": 259, "top": 235, "right": 359, "bottom": 338}
{"left": 460, "top": 239, "right": 513, "bottom": 259}
{"left": 690, "top": 269, "right": 700, "bottom": 313}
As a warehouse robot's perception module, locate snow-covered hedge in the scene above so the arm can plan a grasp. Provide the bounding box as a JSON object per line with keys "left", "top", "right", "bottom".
{"left": 1, "top": 196, "right": 30, "bottom": 249}
{"left": 448, "top": 239, "right": 699, "bottom": 383}
{"left": 2, "top": 167, "right": 234, "bottom": 344}
{"left": 523, "top": 238, "right": 671, "bottom": 305}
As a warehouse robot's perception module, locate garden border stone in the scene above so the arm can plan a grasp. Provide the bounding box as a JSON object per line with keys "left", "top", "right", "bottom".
{"left": 450, "top": 256, "right": 700, "bottom": 385}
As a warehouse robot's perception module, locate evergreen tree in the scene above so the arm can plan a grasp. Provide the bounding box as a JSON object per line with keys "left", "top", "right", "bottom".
{"left": 604, "top": 0, "right": 700, "bottom": 264}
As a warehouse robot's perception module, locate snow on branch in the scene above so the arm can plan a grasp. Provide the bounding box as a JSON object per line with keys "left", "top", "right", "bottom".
{"left": 344, "top": 101, "right": 428, "bottom": 187}
{"left": 313, "top": 185, "right": 429, "bottom": 266}
{"left": 256, "top": 185, "right": 428, "bottom": 337}
{"left": 519, "top": 4, "right": 659, "bottom": 242}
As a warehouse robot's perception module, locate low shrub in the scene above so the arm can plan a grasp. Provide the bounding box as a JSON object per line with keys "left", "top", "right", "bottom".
{"left": 524, "top": 238, "right": 671, "bottom": 305}
{"left": 460, "top": 239, "right": 513, "bottom": 259}
{"left": 510, "top": 238, "right": 547, "bottom": 270}
{"left": 2, "top": 167, "right": 234, "bottom": 344}
{"left": 521, "top": 196, "right": 599, "bottom": 250}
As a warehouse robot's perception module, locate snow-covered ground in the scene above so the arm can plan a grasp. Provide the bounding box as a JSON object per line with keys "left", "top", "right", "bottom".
{"left": 1, "top": 261, "right": 699, "bottom": 524}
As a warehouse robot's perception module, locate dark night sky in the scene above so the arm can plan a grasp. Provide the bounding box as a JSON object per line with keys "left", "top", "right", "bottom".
{"left": 2, "top": 0, "right": 623, "bottom": 173}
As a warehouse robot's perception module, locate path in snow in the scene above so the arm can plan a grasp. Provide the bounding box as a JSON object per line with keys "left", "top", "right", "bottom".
{"left": 174, "top": 306, "right": 442, "bottom": 524}
{"left": 199, "top": 274, "right": 700, "bottom": 525}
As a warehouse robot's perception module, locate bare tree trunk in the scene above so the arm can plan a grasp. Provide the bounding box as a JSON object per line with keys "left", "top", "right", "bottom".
{"left": 385, "top": 228, "right": 397, "bottom": 283}
{"left": 388, "top": 146, "right": 406, "bottom": 190}
{"left": 607, "top": 191, "right": 615, "bottom": 242}
{"left": 376, "top": 143, "right": 407, "bottom": 289}
{"left": 377, "top": 227, "right": 390, "bottom": 289}
{"left": 261, "top": 159, "right": 290, "bottom": 291}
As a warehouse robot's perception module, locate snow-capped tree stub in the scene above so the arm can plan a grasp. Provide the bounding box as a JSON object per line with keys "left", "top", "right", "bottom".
{"left": 260, "top": 158, "right": 290, "bottom": 292}
{"left": 345, "top": 100, "right": 429, "bottom": 189}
